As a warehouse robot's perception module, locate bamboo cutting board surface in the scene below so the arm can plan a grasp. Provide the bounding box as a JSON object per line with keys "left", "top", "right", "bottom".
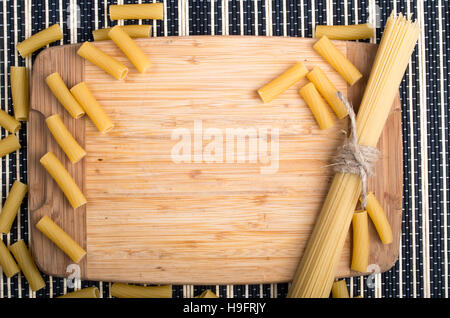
{"left": 28, "top": 36, "right": 402, "bottom": 285}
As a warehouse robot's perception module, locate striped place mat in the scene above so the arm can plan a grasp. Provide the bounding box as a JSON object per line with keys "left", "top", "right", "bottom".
{"left": 0, "top": 0, "right": 448, "bottom": 298}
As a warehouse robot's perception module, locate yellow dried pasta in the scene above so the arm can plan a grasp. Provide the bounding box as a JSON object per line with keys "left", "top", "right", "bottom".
{"left": 108, "top": 25, "right": 152, "bottom": 73}
{"left": 16, "top": 24, "right": 63, "bottom": 58}
{"left": 46, "top": 114, "right": 86, "bottom": 163}
{"left": 40, "top": 152, "right": 87, "bottom": 209}
{"left": 9, "top": 240, "right": 45, "bottom": 292}
{"left": 10, "top": 66, "right": 29, "bottom": 121}
{"left": 93, "top": 25, "right": 152, "bottom": 41}
{"left": 110, "top": 283, "right": 172, "bottom": 298}
{"left": 45, "top": 72, "right": 85, "bottom": 119}
{"left": 258, "top": 62, "right": 309, "bottom": 103}
{"left": 0, "top": 180, "right": 28, "bottom": 234}
{"left": 315, "top": 23, "right": 374, "bottom": 40}
{"left": 77, "top": 41, "right": 128, "bottom": 80}
{"left": 313, "top": 36, "right": 362, "bottom": 86}
{"left": 351, "top": 210, "right": 370, "bottom": 273}
{"left": 36, "top": 215, "right": 87, "bottom": 263}
{"left": 299, "top": 82, "right": 335, "bottom": 130}
{"left": 306, "top": 66, "right": 348, "bottom": 119}
{"left": 109, "top": 3, "right": 164, "bottom": 20}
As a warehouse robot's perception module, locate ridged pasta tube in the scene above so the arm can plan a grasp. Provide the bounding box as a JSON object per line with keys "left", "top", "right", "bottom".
{"left": 0, "top": 180, "right": 28, "bottom": 234}
{"left": 258, "top": 62, "right": 309, "bottom": 103}
{"left": 93, "top": 25, "right": 152, "bottom": 41}
{"left": 9, "top": 240, "right": 45, "bottom": 292}
{"left": 313, "top": 36, "right": 362, "bottom": 86}
{"left": 16, "top": 24, "right": 63, "bottom": 58}
{"left": 40, "top": 152, "right": 87, "bottom": 209}
{"left": 110, "top": 283, "right": 172, "bottom": 298}
{"left": 109, "top": 3, "right": 164, "bottom": 20}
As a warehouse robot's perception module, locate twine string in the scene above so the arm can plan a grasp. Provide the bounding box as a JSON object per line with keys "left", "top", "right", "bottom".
{"left": 331, "top": 92, "right": 379, "bottom": 208}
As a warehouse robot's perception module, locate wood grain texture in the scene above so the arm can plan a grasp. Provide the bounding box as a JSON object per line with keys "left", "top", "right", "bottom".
{"left": 29, "top": 36, "right": 402, "bottom": 284}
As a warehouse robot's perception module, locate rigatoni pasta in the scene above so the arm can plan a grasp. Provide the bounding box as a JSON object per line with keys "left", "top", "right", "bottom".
{"left": 10, "top": 66, "right": 29, "bottom": 121}
{"left": 0, "top": 110, "right": 21, "bottom": 133}
{"left": 0, "top": 134, "right": 21, "bottom": 158}
{"left": 313, "top": 36, "right": 363, "bottom": 86}
{"left": 57, "top": 287, "right": 100, "bottom": 298}
{"left": 257, "top": 62, "right": 308, "bottom": 103}
{"left": 299, "top": 82, "right": 335, "bottom": 130}
{"left": 108, "top": 25, "right": 152, "bottom": 73}
{"left": 0, "top": 180, "right": 28, "bottom": 234}
{"left": 46, "top": 114, "right": 86, "bottom": 163}
{"left": 365, "top": 192, "right": 393, "bottom": 244}
{"left": 109, "top": 3, "right": 164, "bottom": 20}
{"left": 315, "top": 23, "right": 374, "bottom": 41}
{"left": 331, "top": 280, "right": 350, "bottom": 298}
{"left": 93, "top": 25, "right": 152, "bottom": 41}
{"left": 40, "top": 152, "right": 87, "bottom": 209}
{"left": 36, "top": 215, "right": 87, "bottom": 263}
{"left": 110, "top": 283, "right": 172, "bottom": 298}
{"left": 45, "top": 72, "right": 85, "bottom": 119}
{"left": 195, "top": 290, "right": 219, "bottom": 298}
{"left": 70, "top": 82, "right": 114, "bottom": 133}
{"left": 0, "top": 239, "right": 20, "bottom": 278}
{"left": 306, "top": 67, "right": 348, "bottom": 119}
{"left": 77, "top": 41, "right": 128, "bottom": 80}
{"left": 16, "top": 24, "right": 63, "bottom": 58}
{"left": 351, "top": 210, "right": 370, "bottom": 273}
{"left": 9, "top": 240, "right": 46, "bottom": 292}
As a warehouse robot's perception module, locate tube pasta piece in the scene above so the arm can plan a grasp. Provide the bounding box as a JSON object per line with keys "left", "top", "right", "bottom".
{"left": 0, "top": 239, "right": 20, "bottom": 278}
{"left": 364, "top": 192, "right": 393, "bottom": 244}
{"left": 40, "top": 152, "right": 87, "bottom": 209}
{"left": 16, "top": 24, "right": 63, "bottom": 58}
{"left": 315, "top": 23, "right": 374, "bottom": 41}
{"left": 70, "top": 82, "right": 114, "bottom": 133}
{"left": 351, "top": 210, "right": 370, "bottom": 273}
{"left": 110, "top": 283, "right": 172, "bottom": 298}
{"left": 258, "top": 62, "right": 309, "bottom": 103}
{"left": 109, "top": 3, "right": 164, "bottom": 20}
{"left": 46, "top": 114, "right": 86, "bottom": 163}
{"left": 331, "top": 280, "right": 349, "bottom": 298}
{"left": 306, "top": 67, "right": 348, "bottom": 119}
{"left": 10, "top": 66, "right": 29, "bottom": 121}
{"left": 57, "top": 286, "right": 100, "bottom": 298}
{"left": 0, "top": 180, "right": 28, "bottom": 234}
{"left": 77, "top": 41, "right": 128, "bottom": 80}
{"left": 195, "top": 290, "right": 219, "bottom": 298}
{"left": 0, "top": 110, "right": 21, "bottom": 133}
{"left": 299, "top": 82, "right": 335, "bottom": 130}
{"left": 93, "top": 25, "right": 152, "bottom": 41}
{"left": 45, "top": 73, "right": 85, "bottom": 119}
{"left": 0, "top": 134, "right": 21, "bottom": 158}
{"left": 313, "top": 36, "right": 363, "bottom": 86}
{"left": 108, "top": 26, "right": 152, "bottom": 73}
{"left": 9, "top": 240, "right": 45, "bottom": 292}
{"left": 36, "top": 215, "right": 86, "bottom": 263}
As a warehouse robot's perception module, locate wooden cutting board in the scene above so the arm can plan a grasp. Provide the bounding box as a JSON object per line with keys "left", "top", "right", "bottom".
{"left": 29, "top": 36, "right": 402, "bottom": 285}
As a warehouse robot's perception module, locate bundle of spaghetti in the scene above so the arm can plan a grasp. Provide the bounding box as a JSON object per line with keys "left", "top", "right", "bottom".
{"left": 287, "top": 13, "right": 419, "bottom": 298}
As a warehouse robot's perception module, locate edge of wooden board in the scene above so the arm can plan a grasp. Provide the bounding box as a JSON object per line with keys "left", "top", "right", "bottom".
{"left": 28, "top": 43, "right": 87, "bottom": 279}
{"left": 343, "top": 41, "right": 403, "bottom": 278}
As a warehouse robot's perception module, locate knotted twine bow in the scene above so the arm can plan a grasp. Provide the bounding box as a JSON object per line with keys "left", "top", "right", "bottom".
{"left": 330, "top": 92, "right": 379, "bottom": 208}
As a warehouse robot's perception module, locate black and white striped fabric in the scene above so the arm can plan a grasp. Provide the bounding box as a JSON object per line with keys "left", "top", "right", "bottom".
{"left": 0, "top": 0, "right": 448, "bottom": 298}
